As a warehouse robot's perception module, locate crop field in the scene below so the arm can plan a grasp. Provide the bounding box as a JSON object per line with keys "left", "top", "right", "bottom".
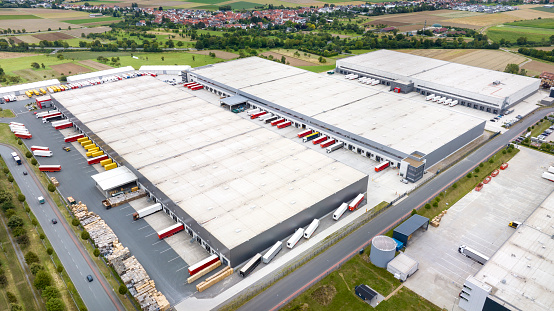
{"left": 9, "top": 8, "right": 90, "bottom": 19}
{"left": 487, "top": 25, "right": 554, "bottom": 43}
{"left": 50, "top": 62, "right": 91, "bottom": 75}
{"left": 79, "top": 59, "right": 113, "bottom": 70}
{"left": 532, "top": 7, "right": 554, "bottom": 13}
{"left": 0, "top": 52, "right": 39, "bottom": 59}
{"left": 0, "top": 19, "right": 78, "bottom": 32}
{"left": 64, "top": 16, "right": 122, "bottom": 24}
{"left": 62, "top": 26, "right": 110, "bottom": 37}
{"left": 364, "top": 9, "right": 482, "bottom": 30}
{"left": 0, "top": 14, "right": 40, "bottom": 20}
{"left": 505, "top": 18, "right": 554, "bottom": 29}
{"left": 189, "top": 49, "right": 239, "bottom": 59}
{"left": 400, "top": 49, "right": 527, "bottom": 71}
{"left": 522, "top": 60, "right": 554, "bottom": 76}
{"left": 33, "top": 32, "right": 74, "bottom": 41}
{"left": 441, "top": 5, "right": 554, "bottom": 27}
{"left": 228, "top": 1, "right": 260, "bottom": 9}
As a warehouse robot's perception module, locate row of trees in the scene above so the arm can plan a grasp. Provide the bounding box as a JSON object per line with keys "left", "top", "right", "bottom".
{"left": 518, "top": 47, "right": 554, "bottom": 63}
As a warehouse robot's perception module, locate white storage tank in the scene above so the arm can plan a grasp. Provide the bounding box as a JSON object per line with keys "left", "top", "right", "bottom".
{"left": 370, "top": 235, "right": 396, "bottom": 268}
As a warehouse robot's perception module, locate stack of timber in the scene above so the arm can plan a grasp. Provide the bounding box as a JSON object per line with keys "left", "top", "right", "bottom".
{"left": 103, "top": 189, "right": 146, "bottom": 208}
{"left": 69, "top": 201, "right": 169, "bottom": 310}
{"left": 431, "top": 210, "right": 447, "bottom": 228}
{"left": 196, "top": 266, "right": 234, "bottom": 292}
{"left": 50, "top": 177, "right": 59, "bottom": 187}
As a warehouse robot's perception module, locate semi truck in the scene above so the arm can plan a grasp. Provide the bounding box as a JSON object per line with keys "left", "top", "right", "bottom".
{"left": 320, "top": 139, "right": 336, "bottom": 148}
{"left": 262, "top": 241, "right": 282, "bottom": 264}
{"left": 326, "top": 142, "right": 344, "bottom": 153}
{"left": 297, "top": 130, "right": 312, "bottom": 138}
{"left": 375, "top": 161, "right": 390, "bottom": 172}
{"left": 31, "top": 146, "right": 49, "bottom": 151}
{"left": 286, "top": 228, "right": 304, "bottom": 249}
{"left": 188, "top": 255, "right": 220, "bottom": 276}
{"left": 87, "top": 154, "right": 108, "bottom": 165}
{"left": 39, "top": 165, "right": 61, "bottom": 172}
{"left": 312, "top": 136, "right": 327, "bottom": 145}
{"left": 264, "top": 116, "right": 278, "bottom": 124}
{"left": 132, "top": 203, "right": 162, "bottom": 220}
{"left": 64, "top": 134, "right": 85, "bottom": 142}
{"left": 277, "top": 121, "right": 292, "bottom": 129}
{"left": 35, "top": 110, "right": 57, "bottom": 118}
{"left": 303, "top": 132, "right": 319, "bottom": 143}
{"left": 14, "top": 132, "right": 32, "bottom": 139}
{"left": 157, "top": 223, "right": 184, "bottom": 239}
{"left": 33, "top": 150, "right": 53, "bottom": 157}
{"left": 333, "top": 203, "right": 348, "bottom": 220}
{"left": 11, "top": 152, "right": 21, "bottom": 165}
{"left": 271, "top": 118, "right": 285, "bottom": 126}
{"left": 43, "top": 114, "right": 63, "bottom": 123}
{"left": 458, "top": 245, "right": 489, "bottom": 265}
{"left": 348, "top": 194, "right": 365, "bottom": 211}
{"left": 51, "top": 120, "right": 73, "bottom": 130}
{"left": 250, "top": 111, "right": 267, "bottom": 119}
{"left": 303, "top": 219, "right": 320, "bottom": 239}
{"left": 239, "top": 253, "right": 262, "bottom": 278}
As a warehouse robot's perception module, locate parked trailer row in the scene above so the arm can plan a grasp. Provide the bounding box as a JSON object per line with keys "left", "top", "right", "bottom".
{"left": 132, "top": 203, "right": 162, "bottom": 220}
{"left": 426, "top": 94, "right": 459, "bottom": 107}
{"left": 358, "top": 77, "right": 380, "bottom": 85}
{"left": 345, "top": 74, "right": 358, "bottom": 80}
{"left": 239, "top": 253, "right": 262, "bottom": 278}
{"left": 64, "top": 134, "right": 85, "bottom": 142}
{"left": 33, "top": 150, "right": 53, "bottom": 157}
{"left": 2, "top": 95, "right": 16, "bottom": 102}
{"left": 157, "top": 223, "right": 184, "bottom": 239}
{"left": 348, "top": 193, "right": 364, "bottom": 211}
{"left": 188, "top": 254, "right": 220, "bottom": 276}
{"left": 39, "top": 165, "right": 61, "bottom": 172}
{"left": 326, "top": 142, "right": 344, "bottom": 153}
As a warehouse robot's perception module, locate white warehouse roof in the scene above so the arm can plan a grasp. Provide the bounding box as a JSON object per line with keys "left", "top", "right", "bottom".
{"left": 52, "top": 77, "right": 366, "bottom": 250}
{"left": 91, "top": 166, "right": 138, "bottom": 191}
{"left": 0, "top": 79, "right": 60, "bottom": 96}
{"left": 191, "top": 57, "right": 485, "bottom": 156}
{"left": 139, "top": 65, "right": 191, "bottom": 75}
{"left": 67, "top": 66, "right": 135, "bottom": 83}
{"left": 474, "top": 192, "right": 554, "bottom": 311}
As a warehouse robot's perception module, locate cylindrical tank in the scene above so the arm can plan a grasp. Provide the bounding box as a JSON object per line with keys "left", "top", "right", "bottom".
{"left": 370, "top": 235, "right": 396, "bottom": 268}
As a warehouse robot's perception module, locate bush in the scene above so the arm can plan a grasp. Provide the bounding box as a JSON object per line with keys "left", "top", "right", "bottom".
{"left": 2, "top": 168, "right": 8, "bottom": 174}
{"left": 56, "top": 265, "right": 63, "bottom": 273}
{"left": 24, "top": 251, "right": 40, "bottom": 265}
{"left": 42, "top": 286, "right": 60, "bottom": 300}
{"left": 25, "top": 151, "right": 31, "bottom": 158}
{"left": 40, "top": 233, "right": 45, "bottom": 240}
{"left": 25, "top": 207, "right": 29, "bottom": 213}
{"left": 410, "top": 209, "right": 417, "bottom": 216}
{"left": 432, "top": 202, "right": 438, "bottom": 207}
{"left": 93, "top": 248, "right": 100, "bottom": 257}
{"left": 502, "top": 150, "right": 507, "bottom": 154}
{"left": 452, "top": 183, "right": 458, "bottom": 189}
{"left": 17, "top": 194, "right": 25, "bottom": 202}
{"left": 30, "top": 263, "right": 44, "bottom": 275}
{"left": 424, "top": 203, "right": 431, "bottom": 209}
{"left": 47, "top": 247, "right": 53, "bottom": 255}
{"left": 118, "top": 284, "right": 128, "bottom": 295}
{"left": 72, "top": 218, "right": 80, "bottom": 226}
{"left": 7, "top": 215, "right": 23, "bottom": 228}
{"left": 508, "top": 148, "right": 512, "bottom": 153}
{"left": 5, "top": 209, "right": 15, "bottom": 219}
{"left": 435, "top": 197, "right": 440, "bottom": 202}
{"left": 474, "top": 168, "right": 480, "bottom": 173}
{"left": 1, "top": 201, "right": 14, "bottom": 212}
{"left": 17, "top": 234, "right": 29, "bottom": 246}
{"left": 45, "top": 298, "right": 64, "bottom": 311}
{"left": 81, "top": 230, "right": 89, "bottom": 240}
{"left": 17, "top": 139, "right": 22, "bottom": 145}
{"left": 0, "top": 274, "right": 7, "bottom": 288}
{"left": 47, "top": 184, "right": 56, "bottom": 193}
{"left": 489, "top": 158, "right": 494, "bottom": 164}
{"left": 31, "top": 158, "right": 37, "bottom": 165}
{"left": 467, "top": 173, "right": 472, "bottom": 178}
{"left": 33, "top": 270, "right": 52, "bottom": 290}
{"left": 12, "top": 227, "right": 25, "bottom": 237}
{"left": 31, "top": 219, "right": 38, "bottom": 226}
{"left": 7, "top": 175, "right": 13, "bottom": 183}
{"left": 479, "top": 163, "right": 484, "bottom": 167}
{"left": 9, "top": 304, "right": 22, "bottom": 311}
{"left": 6, "top": 291, "right": 17, "bottom": 303}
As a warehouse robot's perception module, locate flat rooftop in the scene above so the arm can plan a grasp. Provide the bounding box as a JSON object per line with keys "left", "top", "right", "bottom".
{"left": 52, "top": 77, "right": 366, "bottom": 250}
{"left": 474, "top": 191, "right": 554, "bottom": 311}
{"left": 191, "top": 57, "right": 485, "bottom": 156}
{"left": 338, "top": 50, "right": 539, "bottom": 102}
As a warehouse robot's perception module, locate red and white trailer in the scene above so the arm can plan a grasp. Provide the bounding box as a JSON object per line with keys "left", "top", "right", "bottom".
{"left": 35, "top": 110, "right": 57, "bottom": 118}
{"left": 348, "top": 193, "right": 364, "bottom": 211}
{"left": 312, "top": 136, "right": 327, "bottom": 145}
{"left": 14, "top": 132, "right": 32, "bottom": 139}
{"left": 64, "top": 133, "right": 85, "bottom": 142}
{"left": 9, "top": 125, "right": 27, "bottom": 133}
{"left": 250, "top": 111, "right": 267, "bottom": 119}
{"left": 157, "top": 223, "right": 184, "bottom": 239}
{"left": 187, "top": 83, "right": 200, "bottom": 89}
{"left": 53, "top": 120, "right": 73, "bottom": 130}
{"left": 190, "top": 85, "right": 204, "bottom": 91}
{"left": 31, "top": 146, "right": 49, "bottom": 151}
{"left": 375, "top": 161, "right": 390, "bottom": 172}
{"left": 183, "top": 82, "right": 196, "bottom": 87}
{"left": 297, "top": 130, "right": 312, "bottom": 138}
{"left": 188, "top": 254, "right": 220, "bottom": 276}
{"left": 271, "top": 118, "right": 285, "bottom": 126}
{"left": 320, "top": 139, "right": 335, "bottom": 148}
{"left": 42, "top": 112, "right": 61, "bottom": 120}
{"left": 87, "top": 154, "right": 108, "bottom": 165}
{"left": 277, "top": 121, "right": 292, "bottom": 129}
{"left": 39, "top": 165, "right": 61, "bottom": 172}
{"left": 9, "top": 122, "right": 24, "bottom": 126}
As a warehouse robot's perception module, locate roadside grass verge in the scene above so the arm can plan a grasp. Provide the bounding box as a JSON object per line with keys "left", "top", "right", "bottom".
{"left": 0, "top": 110, "right": 15, "bottom": 118}
{"left": 528, "top": 117, "right": 552, "bottom": 138}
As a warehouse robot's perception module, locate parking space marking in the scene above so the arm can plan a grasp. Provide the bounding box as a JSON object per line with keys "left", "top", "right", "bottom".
{"left": 126, "top": 212, "right": 136, "bottom": 217}
{"left": 152, "top": 240, "right": 164, "bottom": 246}
{"left": 167, "top": 256, "right": 181, "bottom": 263}
{"left": 175, "top": 265, "right": 189, "bottom": 272}
{"left": 160, "top": 248, "right": 172, "bottom": 254}
{"left": 145, "top": 232, "right": 157, "bottom": 237}
{"left": 137, "top": 225, "right": 150, "bottom": 230}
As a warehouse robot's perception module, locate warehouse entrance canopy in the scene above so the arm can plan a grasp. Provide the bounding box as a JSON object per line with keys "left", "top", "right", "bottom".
{"left": 92, "top": 166, "right": 138, "bottom": 196}
{"left": 393, "top": 214, "right": 429, "bottom": 246}
{"left": 220, "top": 95, "right": 247, "bottom": 109}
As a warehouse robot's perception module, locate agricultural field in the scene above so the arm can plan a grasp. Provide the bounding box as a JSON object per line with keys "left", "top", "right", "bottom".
{"left": 505, "top": 17, "right": 554, "bottom": 29}
{"left": 522, "top": 60, "right": 554, "bottom": 76}
{"left": 64, "top": 16, "right": 122, "bottom": 25}
{"left": 399, "top": 49, "right": 528, "bottom": 71}
{"left": 0, "top": 14, "right": 40, "bottom": 20}
{"left": 189, "top": 49, "right": 239, "bottom": 59}
{"left": 486, "top": 25, "right": 554, "bottom": 43}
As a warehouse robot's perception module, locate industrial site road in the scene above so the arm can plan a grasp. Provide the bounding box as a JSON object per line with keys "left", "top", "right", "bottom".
{"left": 235, "top": 109, "right": 554, "bottom": 311}
{"left": 0, "top": 144, "right": 124, "bottom": 311}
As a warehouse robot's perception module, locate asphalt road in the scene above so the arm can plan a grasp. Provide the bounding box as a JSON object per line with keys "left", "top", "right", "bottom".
{"left": 11, "top": 102, "right": 192, "bottom": 304}
{"left": 0, "top": 144, "right": 123, "bottom": 311}
{"left": 235, "top": 109, "right": 554, "bottom": 311}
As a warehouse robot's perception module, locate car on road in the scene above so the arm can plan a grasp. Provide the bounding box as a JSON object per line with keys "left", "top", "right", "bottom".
{"left": 86, "top": 275, "right": 93, "bottom": 282}
{"left": 38, "top": 196, "right": 45, "bottom": 204}
{"left": 23, "top": 171, "right": 27, "bottom": 175}
{"left": 63, "top": 146, "right": 70, "bottom": 152}
{"left": 51, "top": 218, "right": 57, "bottom": 224}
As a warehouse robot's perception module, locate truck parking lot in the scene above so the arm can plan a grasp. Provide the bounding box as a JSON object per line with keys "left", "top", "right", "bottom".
{"left": 402, "top": 147, "right": 554, "bottom": 310}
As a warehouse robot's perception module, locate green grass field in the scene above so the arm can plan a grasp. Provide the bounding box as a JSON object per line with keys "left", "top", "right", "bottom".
{"left": 230, "top": 1, "right": 260, "bottom": 9}
{"left": 64, "top": 16, "right": 121, "bottom": 24}
{"left": 532, "top": 7, "right": 554, "bottom": 13}
{"left": 486, "top": 25, "right": 554, "bottom": 43}
{"left": 110, "top": 51, "right": 225, "bottom": 68}
{"left": 297, "top": 64, "right": 336, "bottom": 73}
{"left": 0, "top": 15, "right": 41, "bottom": 20}
{"left": 505, "top": 18, "right": 554, "bottom": 29}
{"left": 194, "top": 4, "right": 220, "bottom": 10}
{"left": 184, "top": 0, "right": 225, "bottom": 4}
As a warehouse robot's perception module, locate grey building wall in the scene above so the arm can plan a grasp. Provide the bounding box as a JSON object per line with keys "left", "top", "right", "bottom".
{"left": 229, "top": 175, "right": 368, "bottom": 266}
{"left": 406, "top": 163, "right": 425, "bottom": 183}
{"left": 423, "top": 120, "right": 486, "bottom": 168}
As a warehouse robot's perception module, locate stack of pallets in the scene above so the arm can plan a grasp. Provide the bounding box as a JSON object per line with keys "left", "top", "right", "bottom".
{"left": 196, "top": 266, "right": 234, "bottom": 292}
{"left": 50, "top": 177, "right": 59, "bottom": 187}
{"left": 431, "top": 210, "right": 447, "bottom": 227}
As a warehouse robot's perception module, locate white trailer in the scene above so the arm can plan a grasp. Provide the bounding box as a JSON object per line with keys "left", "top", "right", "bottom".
{"left": 445, "top": 99, "right": 453, "bottom": 105}
{"left": 542, "top": 171, "right": 554, "bottom": 182}
{"left": 303, "top": 219, "right": 320, "bottom": 239}
{"left": 548, "top": 166, "right": 554, "bottom": 174}
{"left": 438, "top": 97, "right": 446, "bottom": 104}
{"left": 262, "top": 241, "right": 282, "bottom": 264}
{"left": 33, "top": 150, "right": 53, "bottom": 157}
{"left": 371, "top": 80, "right": 380, "bottom": 86}
{"left": 326, "top": 142, "right": 344, "bottom": 153}
{"left": 10, "top": 126, "right": 27, "bottom": 133}
{"left": 259, "top": 114, "right": 274, "bottom": 122}
{"left": 286, "top": 228, "right": 304, "bottom": 249}
{"left": 51, "top": 120, "right": 68, "bottom": 127}
{"left": 432, "top": 96, "right": 440, "bottom": 102}
{"left": 333, "top": 203, "right": 348, "bottom": 221}
{"left": 450, "top": 100, "right": 459, "bottom": 107}
{"left": 458, "top": 245, "right": 489, "bottom": 265}
{"left": 246, "top": 108, "right": 260, "bottom": 116}
{"left": 9, "top": 122, "right": 24, "bottom": 126}
{"left": 133, "top": 203, "right": 162, "bottom": 220}
{"left": 426, "top": 94, "right": 435, "bottom": 101}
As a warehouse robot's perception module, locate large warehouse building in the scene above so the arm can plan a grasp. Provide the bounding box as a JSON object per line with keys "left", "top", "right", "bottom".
{"left": 336, "top": 50, "right": 540, "bottom": 114}
{"left": 185, "top": 57, "right": 486, "bottom": 182}
{"left": 50, "top": 77, "right": 368, "bottom": 267}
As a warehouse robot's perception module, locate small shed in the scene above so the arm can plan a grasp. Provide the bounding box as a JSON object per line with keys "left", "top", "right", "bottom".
{"left": 387, "top": 253, "right": 419, "bottom": 282}
{"left": 36, "top": 95, "right": 52, "bottom": 109}
{"left": 91, "top": 166, "right": 138, "bottom": 197}
{"left": 393, "top": 214, "right": 429, "bottom": 246}
{"left": 355, "top": 284, "right": 378, "bottom": 304}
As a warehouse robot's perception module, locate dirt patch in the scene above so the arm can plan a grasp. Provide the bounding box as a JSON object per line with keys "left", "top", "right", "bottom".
{"left": 79, "top": 60, "right": 113, "bottom": 70}
{"left": 33, "top": 32, "right": 73, "bottom": 41}
{"left": 310, "top": 285, "right": 337, "bottom": 306}
{"left": 62, "top": 26, "right": 110, "bottom": 37}
{"left": 0, "top": 52, "right": 39, "bottom": 59}
{"left": 261, "top": 51, "right": 315, "bottom": 66}
{"left": 7, "top": 37, "right": 22, "bottom": 44}
{"left": 13, "top": 69, "right": 57, "bottom": 82}
{"left": 189, "top": 49, "right": 238, "bottom": 60}
{"left": 14, "top": 35, "right": 41, "bottom": 44}
{"left": 523, "top": 60, "right": 554, "bottom": 76}
{"left": 366, "top": 20, "right": 408, "bottom": 27}
{"left": 50, "top": 63, "right": 91, "bottom": 75}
